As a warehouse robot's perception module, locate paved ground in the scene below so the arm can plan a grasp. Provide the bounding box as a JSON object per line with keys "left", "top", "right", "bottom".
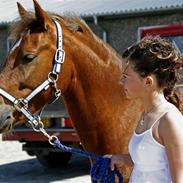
{"left": 0, "top": 135, "right": 91, "bottom": 183}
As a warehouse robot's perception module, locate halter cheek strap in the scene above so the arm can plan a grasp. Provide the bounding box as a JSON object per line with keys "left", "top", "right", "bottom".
{"left": 0, "top": 20, "right": 65, "bottom": 127}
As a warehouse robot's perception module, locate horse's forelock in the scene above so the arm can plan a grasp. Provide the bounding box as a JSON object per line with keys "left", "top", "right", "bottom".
{"left": 10, "top": 11, "right": 36, "bottom": 40}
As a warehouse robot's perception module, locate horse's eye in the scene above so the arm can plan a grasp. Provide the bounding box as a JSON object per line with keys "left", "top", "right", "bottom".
{"left": 23, "top": 54, "right": 36, "bottom": 63}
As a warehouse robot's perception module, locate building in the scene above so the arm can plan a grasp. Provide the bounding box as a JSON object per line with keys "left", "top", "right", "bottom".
{"left": 0, "top": 0, "right": 183, "bottom": 66}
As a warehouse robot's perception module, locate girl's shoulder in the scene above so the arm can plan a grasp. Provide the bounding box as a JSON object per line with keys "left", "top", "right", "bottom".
{"left": 163, "top": 103, "right": 183, "bottom": 122}
{"left": 159, "top": 103, "right": 183, "bottom": 138}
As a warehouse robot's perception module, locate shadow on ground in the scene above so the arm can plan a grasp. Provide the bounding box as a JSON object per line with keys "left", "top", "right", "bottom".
{"left": 0, "top": 155, "right": 90, "bottom": 183}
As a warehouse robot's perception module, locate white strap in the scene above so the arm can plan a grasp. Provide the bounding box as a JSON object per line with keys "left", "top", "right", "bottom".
{"left": 0, "top": 88, "right": 17, "bottom": 103}
{"left": 24, "top": 79, "right": 51, "bottom": 103}
{"left": 150, "top": 109, "right": 170, "bottom": 129}
{"left": 53, "top": 20, "right": 65, "bottom": 74}
{"left": 20, "top": 107, "right": 38, "bottom": 126}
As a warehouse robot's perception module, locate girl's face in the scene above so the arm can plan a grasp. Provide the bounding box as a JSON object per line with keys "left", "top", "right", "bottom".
{"left": 122, "top": 64, "right": 146, "bottom": 99}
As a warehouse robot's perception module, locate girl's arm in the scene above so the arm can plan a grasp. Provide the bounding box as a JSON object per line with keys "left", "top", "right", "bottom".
{"left": 160, "top": 111, "right": 183, "bottom": 183}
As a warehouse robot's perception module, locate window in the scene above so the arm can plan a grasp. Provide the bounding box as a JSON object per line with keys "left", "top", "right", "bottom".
{"left": 138, "top": 24, "right": 183, "bottom": 55}
{"left": 6, "top": 37, "right": 15, "bottom": 53}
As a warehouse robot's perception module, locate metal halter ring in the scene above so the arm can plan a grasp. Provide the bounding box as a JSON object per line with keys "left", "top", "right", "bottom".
{"left": 29, "top": 120, "right": 44, "bottom": 132}
{"left": 48, "top": 72, "right": 58, "bottom": 83}
{"left": 49, "top": 135, "right": 58, "bottom": 145}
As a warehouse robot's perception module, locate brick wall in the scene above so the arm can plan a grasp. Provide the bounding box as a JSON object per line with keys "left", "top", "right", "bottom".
{"left": 87, "top": 13, "right": 183, "bottom": 54}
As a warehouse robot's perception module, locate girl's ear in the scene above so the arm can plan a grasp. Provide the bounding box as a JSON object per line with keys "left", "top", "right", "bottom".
{"left": 145, "top": 75, "right": 154, "bottom": 87}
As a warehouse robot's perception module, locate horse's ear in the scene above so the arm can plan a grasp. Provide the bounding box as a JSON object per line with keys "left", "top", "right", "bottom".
{"left": 17, "top": 2, "right": 29, "bottom": 19}
{"left": 33, "top": 0, "right": 53, "bottom": 31}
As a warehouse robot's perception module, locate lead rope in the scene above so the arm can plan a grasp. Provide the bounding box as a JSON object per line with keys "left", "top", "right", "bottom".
{"left": 38, "top": 120, "right": 123, "bottom": 183}
{"left": 54, "top": 139, "right": 123, "bottom": 183}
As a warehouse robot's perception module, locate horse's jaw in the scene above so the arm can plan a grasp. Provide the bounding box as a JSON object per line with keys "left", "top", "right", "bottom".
{"left": 0, "top": 104, "right": 15, "bottom": 133}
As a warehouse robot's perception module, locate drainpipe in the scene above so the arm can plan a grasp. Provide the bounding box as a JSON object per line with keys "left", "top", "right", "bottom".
{"left": 93, "top": 15, "right": 107, "bottom": 42}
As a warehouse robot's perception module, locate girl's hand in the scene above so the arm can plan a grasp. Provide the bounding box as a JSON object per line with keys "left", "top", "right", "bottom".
{"left": 104, "top": 154, "right": 123, "bottom": 171}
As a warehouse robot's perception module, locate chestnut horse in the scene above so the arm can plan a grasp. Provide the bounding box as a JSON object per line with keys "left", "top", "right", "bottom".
{"left": 0, "top": 0, "right": 142, "bottom": 182}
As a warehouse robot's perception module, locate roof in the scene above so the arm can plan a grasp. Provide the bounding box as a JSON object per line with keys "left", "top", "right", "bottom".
{"left": 0, "top": 0, "right": 183, "bottom": 24}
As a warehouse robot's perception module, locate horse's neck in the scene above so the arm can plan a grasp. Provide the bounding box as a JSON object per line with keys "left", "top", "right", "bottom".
{"left": 64, "top": 39, "right": 123, "bottom": 119}
{"left": 62, "top": 36, "right": 142, "bottom": 154}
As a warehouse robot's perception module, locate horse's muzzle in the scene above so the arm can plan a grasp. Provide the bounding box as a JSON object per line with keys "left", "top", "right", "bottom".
{"left": 0, "top": 104, "right": 14, "bottom": 133}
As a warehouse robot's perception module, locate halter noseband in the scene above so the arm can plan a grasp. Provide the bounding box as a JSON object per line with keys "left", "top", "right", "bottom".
{"left": 0, "top": 20, "right": 65, "bottom": 129}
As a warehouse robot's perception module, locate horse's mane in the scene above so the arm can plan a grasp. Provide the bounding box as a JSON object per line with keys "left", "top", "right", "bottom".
{"left": 10, "top": 11, "right": 95, "bottom": 40}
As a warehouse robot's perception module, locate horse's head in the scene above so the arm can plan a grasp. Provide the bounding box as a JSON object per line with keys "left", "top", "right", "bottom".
{"left": 0, "top": 0, "right": 74, "bottom": 133}
{"left": 0, "top": 0, "right": 127, "bottom": 136}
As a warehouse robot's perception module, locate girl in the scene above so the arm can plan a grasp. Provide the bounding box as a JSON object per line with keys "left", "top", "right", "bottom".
{"left": 108, "top": 36, "right": 183, "bottom": 183}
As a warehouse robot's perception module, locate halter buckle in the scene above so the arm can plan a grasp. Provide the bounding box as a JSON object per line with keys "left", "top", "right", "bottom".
{"left": 55, "top": 48, "right": 65, "bottom": 64}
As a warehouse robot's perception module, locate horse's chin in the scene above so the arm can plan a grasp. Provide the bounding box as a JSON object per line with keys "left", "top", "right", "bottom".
{"left": 0, "top": 118, "right": 14, "bottom": 134}
{"left": 0, "top": 104, "right": 15, "bottom": 134}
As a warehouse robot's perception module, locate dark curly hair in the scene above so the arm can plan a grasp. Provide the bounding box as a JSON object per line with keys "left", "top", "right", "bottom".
{"left": 122, "top": 36, "right": 183, "bottom": 109}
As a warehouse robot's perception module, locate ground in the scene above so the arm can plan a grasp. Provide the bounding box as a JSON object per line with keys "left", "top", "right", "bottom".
{"left": 0, "top": 135, "right": 91, "bottom": 183}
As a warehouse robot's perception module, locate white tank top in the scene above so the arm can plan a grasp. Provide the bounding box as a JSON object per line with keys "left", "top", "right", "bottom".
{"left": 128, "top": 108, "right": 173, "bottom": 183}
